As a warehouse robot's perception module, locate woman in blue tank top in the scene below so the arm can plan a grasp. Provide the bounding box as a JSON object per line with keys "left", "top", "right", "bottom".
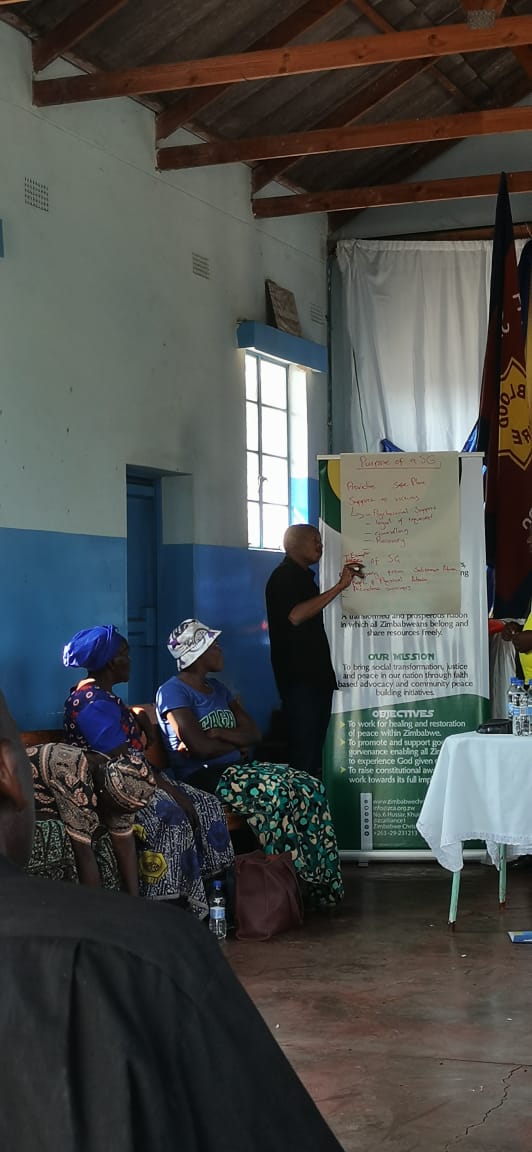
{"left": 156, "top": 619, "right": 343, "bottom": 908}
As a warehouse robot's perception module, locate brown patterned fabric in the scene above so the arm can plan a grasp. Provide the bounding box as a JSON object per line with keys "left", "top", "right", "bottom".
{"left": 29, "top": 743, "right": 100, "bottom": 845}
{"left": 28, "top": 744, "right": 155, "bottom": 844}
{"left": 91, "top": 752, "right": 156, "bottom": 833}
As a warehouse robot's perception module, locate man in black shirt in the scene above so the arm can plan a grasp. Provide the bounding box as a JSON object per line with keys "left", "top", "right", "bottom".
{"left": 0, "top": 690, "right": 343, "bottom": 1152}
{"left": 266, "top": 524, "right": 363, "bottom": 779}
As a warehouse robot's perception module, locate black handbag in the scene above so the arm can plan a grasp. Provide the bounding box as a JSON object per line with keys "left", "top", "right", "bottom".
{"left": 476, "top": 719, "right": 512, "bottom": 734}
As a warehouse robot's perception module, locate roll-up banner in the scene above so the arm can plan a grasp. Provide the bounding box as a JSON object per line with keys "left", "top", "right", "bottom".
{"left": 319, "top": 452, "right": 489, "bottom": 858}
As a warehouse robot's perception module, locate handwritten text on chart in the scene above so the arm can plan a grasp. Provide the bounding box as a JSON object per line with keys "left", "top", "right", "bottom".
{"left": 340, "top": 453, "right": 460, "bottom": 614}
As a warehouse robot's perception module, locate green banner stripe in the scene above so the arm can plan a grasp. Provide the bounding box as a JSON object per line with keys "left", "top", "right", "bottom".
{"left": 319, "top": 459, "right": 340, "bottom": 533}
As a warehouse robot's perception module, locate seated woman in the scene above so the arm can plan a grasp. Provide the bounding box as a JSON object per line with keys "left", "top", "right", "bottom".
{"left": 27, "top": 741, "right": 154, "bottom": 894}
{"left": 63, "top": 625, "right": 234, "bottom": 918}
{"left": 156, "top": 619, "right": 344, "bottom": 907}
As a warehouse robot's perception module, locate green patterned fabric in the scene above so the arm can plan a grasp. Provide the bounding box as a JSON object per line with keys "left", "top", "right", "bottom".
{"left": 216, "top": 762, "right": 343, "bottom": 907}
{"left": 28, "top": 819, "right": 120, "bottom": 890}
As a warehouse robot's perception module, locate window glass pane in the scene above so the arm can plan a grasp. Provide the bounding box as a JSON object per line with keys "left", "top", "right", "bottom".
{"left": 247, "top": 502, "right": 261, "bottom": 548}
{"left": 247, "top": 452, "right": 260, "bottom": 502}
{"left": 262, "top": 503, "right": 289, "bottom": 550}
{"left": 245, "top": 354, "right": 258, "bottom": 401}
{"left": 261, "top": 455, "right": 288, "bottom": 505}
{"left": 246, "top": 401, "right": 258, "bottom": 451}
{"left": 260, "top": 360, "right": 287, "bottom": 409}
{"left": 261, "top": 405, "right": 287, "bottom": 457}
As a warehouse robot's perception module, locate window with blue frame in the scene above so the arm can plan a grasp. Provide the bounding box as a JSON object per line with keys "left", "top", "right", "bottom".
{"left": 246, "top": 352, "right": 289, "bottom": 549}
{"left": 245, "top": 353, "right": 309, "bottom": 549}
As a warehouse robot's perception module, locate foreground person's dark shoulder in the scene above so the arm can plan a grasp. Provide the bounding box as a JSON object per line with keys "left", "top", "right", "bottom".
{"left": 0, "top": 865, "right": 344, "bottom": 1152}
{"left": 0, "top": 864, "right": 220, "bottom": 988}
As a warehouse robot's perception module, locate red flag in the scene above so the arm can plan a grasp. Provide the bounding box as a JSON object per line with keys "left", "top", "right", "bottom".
{"left": 476, "top": 173, "right": 532, "bottom": 618}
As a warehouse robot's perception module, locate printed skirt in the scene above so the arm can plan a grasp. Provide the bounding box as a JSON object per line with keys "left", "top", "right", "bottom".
{"left": 134, "top": 781, "right": 234, "bottom": 917}
{"left": 28, "top": 818, "right": 120, "bottom": 889}
{"left": 29, "top": 792, "right": 233, "bottom": 917}
{"left": 216, "top": 762, "right": 344, "bottom": 907}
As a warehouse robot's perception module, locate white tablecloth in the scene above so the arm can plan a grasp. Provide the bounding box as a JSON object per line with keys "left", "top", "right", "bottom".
{"left": 416, "top": 732, "right": 532, "bottom": 872}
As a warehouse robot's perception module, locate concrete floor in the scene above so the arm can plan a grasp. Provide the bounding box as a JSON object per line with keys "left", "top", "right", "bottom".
{"left": 228, "top": 862, "right": 532, "bottom": 1152}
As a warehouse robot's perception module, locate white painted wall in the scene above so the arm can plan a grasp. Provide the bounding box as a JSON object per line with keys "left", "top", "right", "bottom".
{"left": 0, "top": 22, "right": 328, "bottom": 547}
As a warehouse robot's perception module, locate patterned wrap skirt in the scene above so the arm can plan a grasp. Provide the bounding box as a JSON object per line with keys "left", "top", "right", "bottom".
{"left": 28, "top": 819, "right": 121, "bottom": 889}
{"left": 29, "top": 789, "right": 233, "bottom": 918}
{"left": 134, "top": 779, "right": 234, "bottom": 917}
{"left": 216, "top": 762, "right": 344, "bottom": 907}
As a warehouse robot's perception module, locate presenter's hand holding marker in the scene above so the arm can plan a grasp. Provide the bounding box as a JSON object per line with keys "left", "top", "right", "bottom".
{"left": 338, "top": 561, "right": 365, "bottom": 590}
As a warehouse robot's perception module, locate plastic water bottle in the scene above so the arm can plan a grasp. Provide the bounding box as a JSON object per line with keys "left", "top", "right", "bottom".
{"left": 513, "top": 681, "right": 528, "bottom": 736}
{"left": 506, "top": 672, "right": 520, "bottom": 718}
{"left": 506, "top": 672, "right": 515, "bottom": 718}
{"left": 517, "top": 682, "right": 532, "bottom": 737}
{"left": 209, "top": 880, "right": 227, "bottom": 940}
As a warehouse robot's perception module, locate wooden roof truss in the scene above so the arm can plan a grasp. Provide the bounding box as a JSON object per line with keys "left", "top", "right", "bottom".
{"left": 2, "top": 0, "right": 531, "bottom": 233}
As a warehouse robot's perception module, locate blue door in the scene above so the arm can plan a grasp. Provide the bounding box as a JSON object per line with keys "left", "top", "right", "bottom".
{"left": 127, "top": 478, "right": 158, "bottom": 705}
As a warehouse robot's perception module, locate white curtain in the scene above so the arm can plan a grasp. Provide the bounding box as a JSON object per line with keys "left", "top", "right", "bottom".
{"left": 334, "top": 239, "right": 525, "bottom": 454}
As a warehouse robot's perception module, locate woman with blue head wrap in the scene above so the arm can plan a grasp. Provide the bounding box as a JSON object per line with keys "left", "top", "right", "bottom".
{"left": 63, "top": 624, "right": 234, "bottom": 915}
{"left": 63, "top": 625, "right": 125, "bottom": 673}
{"left": 63, "top": 626, "right": 140, "bottom": 753}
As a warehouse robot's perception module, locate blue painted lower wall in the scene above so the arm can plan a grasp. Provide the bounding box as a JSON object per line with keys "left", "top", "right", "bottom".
{"left": 194, "top": 544, "right": 281, "bottom": 736}
{"left": 0, "top": 527, "right": 126, "bottom": 730}
{"left": 158, "top": 541, "right": 194, "bottom": 683}
{"left": 158, "top": 543, "right": 282, "bottom": 736}
{"left": 5, "top": 505, "right": 323, "bottom": 738}
{"left": 1, "top": 528, "right": 283, "bottom": 738}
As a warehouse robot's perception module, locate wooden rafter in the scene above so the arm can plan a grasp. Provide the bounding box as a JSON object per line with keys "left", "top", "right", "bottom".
{"left": 327, "top": 57, "right": 532, "bottom": 234}
{"left": 513, "top": 45, "right": 532, "bottom": 78}
{"left": 329, "top": 64, "right": 532, "bottom": 235}
{"left": 461, "top": 0, "right": 505, "bottom": 12}
{"left": 350, "top": 0, "right": 478, "bottom": 110}
{"left": 0, "top": 4, "right": 164, "bottom": 113}
{"left": 251, "top": 58, "right": 435, "bottom": 194}
{"left": 156, "top": 0, "right": 347, "bottom": 143}
{"left": 327, "top": 139, "right": 462, "bottom": 232}
{"left": 32, "top": 17, "right": 532, "bottom": 106}
{"left": 157, "top": 106, "right": 532, "bottom": 170}
{"left": 387, "top": 224, "right": 532, "bottom": 240}
{"left": 252, "top": 170, "right": 532, "bottom": 218}
{"left": 32, "top": 0, "right": 128, "bottom": 74}
{"left": 250, "top": 2, "right": 489, "bottom": 195}
{"left": 460, "top": 1, "right": 532, "bottom": 82}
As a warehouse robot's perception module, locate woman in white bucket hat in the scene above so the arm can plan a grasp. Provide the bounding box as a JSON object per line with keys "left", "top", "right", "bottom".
{"left": 156, "top": 619, "right": 343, "bottom": 907}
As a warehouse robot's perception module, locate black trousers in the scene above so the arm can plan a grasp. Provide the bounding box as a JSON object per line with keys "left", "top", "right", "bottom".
{"left": 281, "top": 683, "right": 334, "bottom": 780}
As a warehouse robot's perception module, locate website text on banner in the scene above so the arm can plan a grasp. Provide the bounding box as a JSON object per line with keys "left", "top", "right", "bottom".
{"left": 340, "top": 452, "right": 460, "bottom": 615}
{"left": 319, "top": 453, "right": 489, "bottom": 856}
